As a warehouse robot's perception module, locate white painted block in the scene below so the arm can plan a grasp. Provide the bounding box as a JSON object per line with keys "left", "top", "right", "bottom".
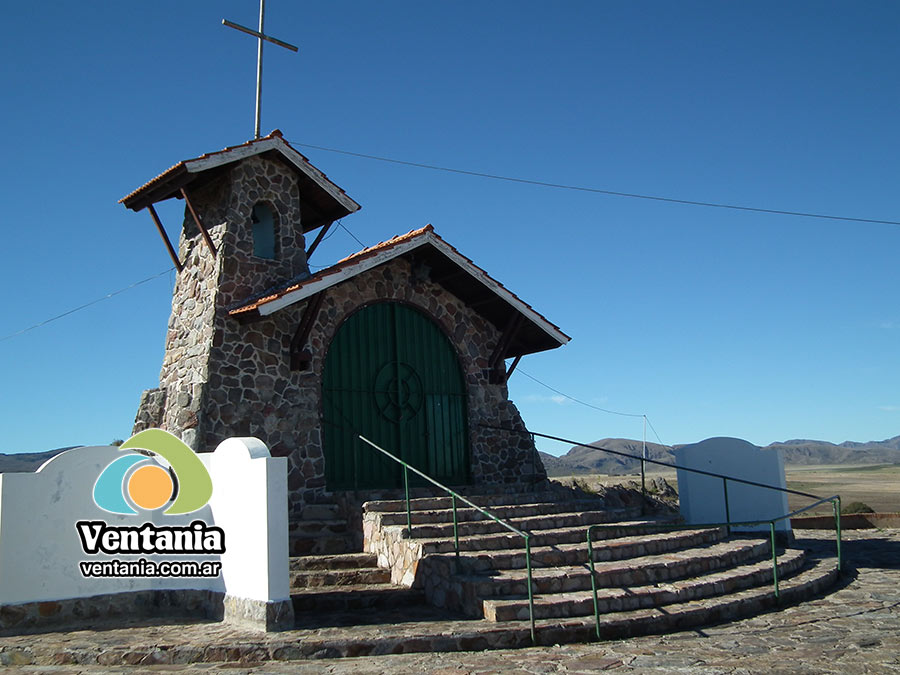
{"left": 675, "top": 437, "right": 791, "bottom": 533}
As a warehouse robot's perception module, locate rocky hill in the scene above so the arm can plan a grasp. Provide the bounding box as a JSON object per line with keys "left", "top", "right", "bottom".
{"left": 540, "top": 435, "right": 900, "bottom": 476}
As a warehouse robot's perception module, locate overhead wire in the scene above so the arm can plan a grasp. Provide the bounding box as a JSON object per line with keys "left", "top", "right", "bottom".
{"left": 0, "top": 267, "right": 175, "bottom": 343}
{"left": 338, "top": 220, "right": 366, "bottom": 248}
{"left": 8, "top": 135, "right": 898, "bottom": 342}
{"left": 517, "top": 367, "right": 668, "bottom": 446}
{"left": 517, "top": 369, "right": 644, "bottom": 418}
{"left": 644, "top": 416, "right": 666, "bottom": 447}
{"left": 289, "top": 139, "right": 900, "bottom": 228}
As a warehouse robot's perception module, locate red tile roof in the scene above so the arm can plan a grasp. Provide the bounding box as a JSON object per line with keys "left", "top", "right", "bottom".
{"left": 119, "top": 130, "right": 360, "bottom": 227}
{"left": 228, "top": 225, "right": 570, "bottom": 349}
{"left": 229, "top": 224, "right": 436, "bottom": 316}
{"left": 119, "top": 130, "right": 286, "bottom": 206}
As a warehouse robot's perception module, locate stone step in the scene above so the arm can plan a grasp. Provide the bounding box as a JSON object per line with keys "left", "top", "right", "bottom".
{"left": 290, "top": 552, "right": 378, "bottom": 571}
{"left": 363, "top": 491, "right": 589, "bottom": 514}
{"left": 289, "top": 534, "right": 356, "bottom": 556}
{"left": 300, "top": 503, "right": 341, "bottom": 520}
{"left": 291, "top": 566, "right": 391, "bottom": 589}
{"left": 375, "top": 501, "right": 641, "bottom": 527}
{"left": 569, "top": 557, "right": 838, "bottom": 643}
{"left": 450, "top": 528, "right": 725, "bottom": 573}
{"left": 462, "top": 539, "right": 771, "bottom": 599}
{"left": 411, "top": 519, "right": 680, "bottom": 556}
{"left": 291, "top": 584, "right": 425, "bottom": 613}
{"left": 402, "top": 508, "right": 647, "bottom": 540}
{"left": 482, "top": 547, "right": 807, "bottom": 621}
{"left": 289, "top": 519, "right": 349, "bottom": 536}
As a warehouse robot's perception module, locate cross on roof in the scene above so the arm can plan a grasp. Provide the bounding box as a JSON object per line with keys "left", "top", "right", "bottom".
{"left": 223, "top": 0, "right": 299, "bottom": 139}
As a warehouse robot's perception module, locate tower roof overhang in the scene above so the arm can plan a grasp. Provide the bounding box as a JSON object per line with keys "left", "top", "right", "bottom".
{"left": 229, "top": 225, "right": 571, "bottom": 358}
{"left": 119, "top": 130, "right": 360, "bottom": 230}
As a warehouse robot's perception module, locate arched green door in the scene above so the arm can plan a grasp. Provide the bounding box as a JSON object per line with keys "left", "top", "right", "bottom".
{"left": 322, "top": 302, "right": 469, "bottom": 490}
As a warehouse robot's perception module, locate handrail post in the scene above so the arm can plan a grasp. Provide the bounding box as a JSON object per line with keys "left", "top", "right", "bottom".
{"left": 770, "top": 521, "right": 780, "bottom": 601}
{"left": 640, "top": 459, "right": 646, "bottom": 497}
{"left": 404, "top": 465, "right": 412, "bottom": 538}
{"left": 640, "top": 458, "right": 647, "bottom": 517}
{"left": 587, "top": 526, "right": 601, "bottom": 639}
{"left": 452, "top": 494, "right": 460, "bottom": 560}
{"left": 525, "top": 535, "right": 535, "bottom": 645}
{"left": 833, "top": 496, "right": 842, "bottom": 573}
{"left": 722, "top": 478, "right": 731, "bottom": 535}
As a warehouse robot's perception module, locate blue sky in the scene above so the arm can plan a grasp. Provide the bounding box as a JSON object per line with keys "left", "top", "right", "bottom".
{"left": 1, "top": 1, "right": 898, "bottom": 455}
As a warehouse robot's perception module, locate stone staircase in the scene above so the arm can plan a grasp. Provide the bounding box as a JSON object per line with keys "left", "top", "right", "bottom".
{"left": 0, "top": 491, "right": 842, "bottom": 667}
{"left": 362, "top": 490, "right": 840, "bottom": 638}
{"left": 291, "top": 552, "right": 426, "bottom": 616}
{"left": 289, "top": 503, "right": 356, "bottom": 556}
{"left": 289, "top": 502, "right": 431, "bottom": 627}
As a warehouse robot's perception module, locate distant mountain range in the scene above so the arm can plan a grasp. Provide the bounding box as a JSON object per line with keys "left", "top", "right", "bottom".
{"left": 2, "top": 435, "right": 898, "bottom": 477}
{"left": 0, "top": 447, "right": 80, "bottom": 473}
{"left": 539, "top": 435, "right": 900, "bottom": 476}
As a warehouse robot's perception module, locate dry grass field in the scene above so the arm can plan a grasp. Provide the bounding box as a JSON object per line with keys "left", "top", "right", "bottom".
{"left": 555, "top": 463, "right": 900, "bottom": 516}
{"left": 782, "top": 463, "right": 900, "bottom": 515}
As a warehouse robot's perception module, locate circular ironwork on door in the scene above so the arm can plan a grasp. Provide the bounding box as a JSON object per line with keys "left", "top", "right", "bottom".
{"left": 374, "top": 361, "right": 423, "bottom": 422}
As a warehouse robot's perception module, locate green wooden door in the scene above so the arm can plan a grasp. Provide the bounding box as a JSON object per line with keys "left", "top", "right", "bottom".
{"left": 322, "top": 302, "right": 469, "bottom": 489}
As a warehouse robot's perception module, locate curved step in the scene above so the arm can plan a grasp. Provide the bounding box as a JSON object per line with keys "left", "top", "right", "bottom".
{"left": 450, "top": 528, "right": 724, "bottom": 572}
{"left": 363, "top": 491, "right": 592, "bottom": 513}
{"left": 555, "top": 557, "right": 839, "bottom": 643}
{"left": 376, "top": 501, "right": 641, "bottom": 527}
{"left": 413, "top": 518, "right": 682, "bottom": 555}
{"left": 465, "top": 539, "right": 771, "bottom": 597}
{"left": 405, "top": 509, "right": 654, "bottom": 539}
{"left": 483, "top": 547, "right": 807, "bottom": 621}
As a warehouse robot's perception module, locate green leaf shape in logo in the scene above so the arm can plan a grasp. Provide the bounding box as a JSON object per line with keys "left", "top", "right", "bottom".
{"left": 120, "top": 429, "right": 213, "bottom": 515}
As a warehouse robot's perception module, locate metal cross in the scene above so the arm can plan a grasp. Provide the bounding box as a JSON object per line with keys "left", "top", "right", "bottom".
{"left": 223, "top": 0, "right": 299, "bottom": 139}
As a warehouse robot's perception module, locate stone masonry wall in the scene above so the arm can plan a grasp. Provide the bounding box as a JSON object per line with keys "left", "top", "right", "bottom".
{"left": 200, "top": 255, "right": 546, "bottom": 517}
{"left": 138, "top": 155, "right": 309, "bottom": 450}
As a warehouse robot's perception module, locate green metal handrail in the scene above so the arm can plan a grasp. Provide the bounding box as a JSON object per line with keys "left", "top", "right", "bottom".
{"left": 480, "top": 425, "right": 832, "bottom": 532}
{"left": 584, "top": 495, "right": 842, "bottom": 639}
{"left": 358, "top": 435, "right": 537, "bottom": 644}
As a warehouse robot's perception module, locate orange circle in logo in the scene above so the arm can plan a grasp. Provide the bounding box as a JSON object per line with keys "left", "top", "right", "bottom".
{"left": 127, "top": 465, "right": 174, "bottom": 510}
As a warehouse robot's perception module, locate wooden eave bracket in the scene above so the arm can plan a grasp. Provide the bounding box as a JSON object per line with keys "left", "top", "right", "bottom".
{"left": 290, "top": 292, "right": 325, "bottom": 371}
{"left": 146, "top": 204, "right": 183, "bottom": 273}
{"left": 305, "top": 220, "right": 334, "bottom": 260}
{"left": 489, "top": 313, "right": 524, "bottom": 384}
{"left": 180, "top": 188, "right": 217, "bottom": 258}
{"left": 506, "top": 354, "right": 523, "bottom": 380}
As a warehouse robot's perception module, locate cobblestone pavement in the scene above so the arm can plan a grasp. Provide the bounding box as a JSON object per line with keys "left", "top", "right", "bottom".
{"left": 5, "top": 529, "right": 899, "bottom": 674}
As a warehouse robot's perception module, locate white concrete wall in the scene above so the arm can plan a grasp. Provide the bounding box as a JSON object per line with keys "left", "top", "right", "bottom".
{"left": 675, "top": 437, "right": 791, "bottom": 533}
{"left": 0, "top": 437, "right": 289, "bottom": 606}
{"left": 207, "top": 437, "right": 289, "bottom": 603}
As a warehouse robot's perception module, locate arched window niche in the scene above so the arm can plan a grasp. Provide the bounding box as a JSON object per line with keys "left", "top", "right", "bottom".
{"left": 251, "top": 203, "right": 277, "bottom": 259}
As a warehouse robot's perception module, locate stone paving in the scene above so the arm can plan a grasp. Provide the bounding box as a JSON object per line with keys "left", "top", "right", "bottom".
{"left": 2, "top": 529, "right": 898, "bottom": 673}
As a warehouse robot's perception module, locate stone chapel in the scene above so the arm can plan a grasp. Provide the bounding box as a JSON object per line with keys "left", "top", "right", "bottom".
{"left": 120, "top": 130, "right": 570, "bottom": 517}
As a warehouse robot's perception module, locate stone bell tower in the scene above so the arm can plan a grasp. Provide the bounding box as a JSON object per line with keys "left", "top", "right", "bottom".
{"left": 120, "top": 130, "right": 361, "bottom": 451}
